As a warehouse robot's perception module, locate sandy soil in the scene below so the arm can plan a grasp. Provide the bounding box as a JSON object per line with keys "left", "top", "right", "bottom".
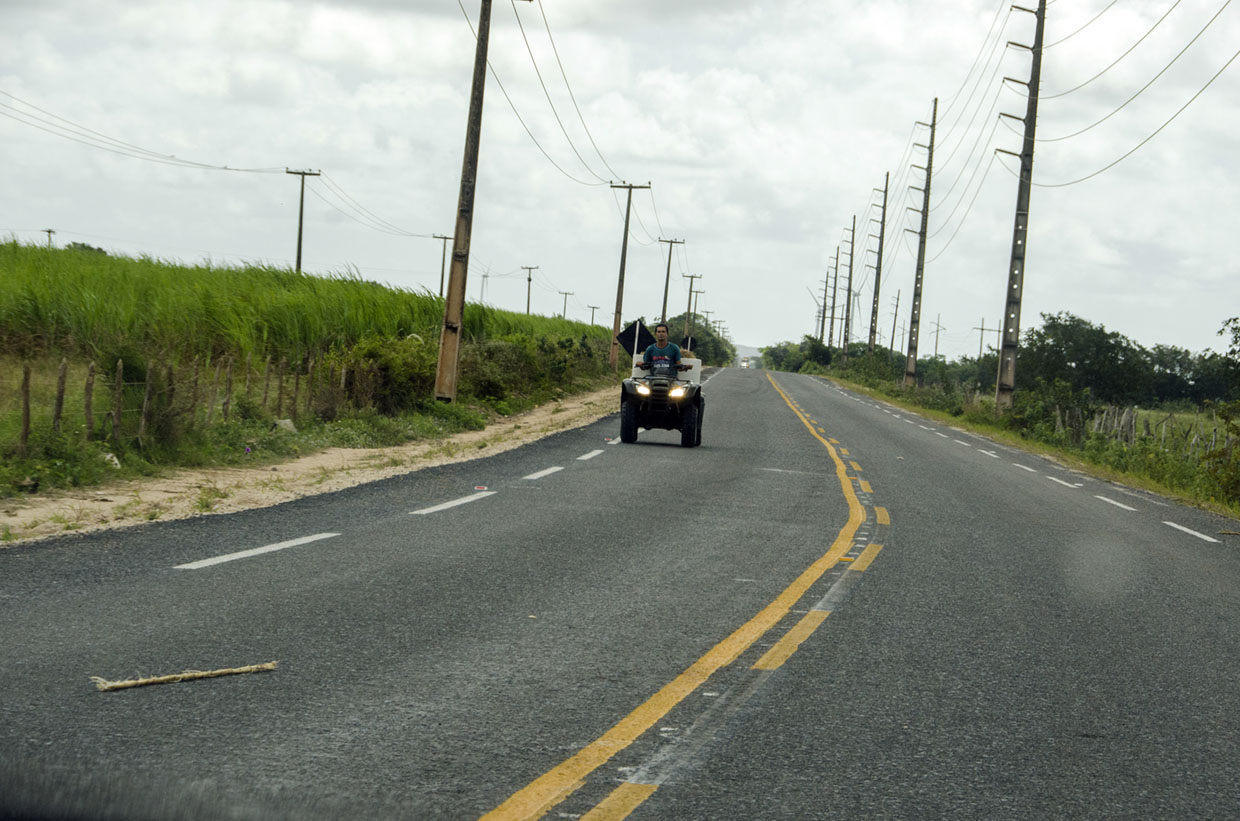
{"left": 1, "top": 386, "right": 618, "bottom": 546}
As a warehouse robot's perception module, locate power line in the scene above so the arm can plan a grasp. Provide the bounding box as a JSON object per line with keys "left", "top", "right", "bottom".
{"left": 1043, "top": 0, "right": 1120, "bottom": 49}
{"left": 1042, "top": 0, "right": 1184, "bottom": 99}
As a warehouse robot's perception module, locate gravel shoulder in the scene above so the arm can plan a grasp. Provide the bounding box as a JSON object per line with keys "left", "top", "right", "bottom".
{"left": 2, "top": 387, "right": 617, "bottom": 546}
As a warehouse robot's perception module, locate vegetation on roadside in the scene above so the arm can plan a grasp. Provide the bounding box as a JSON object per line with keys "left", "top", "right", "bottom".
{"left": 0, "top": 241, "right": 634, "bottom": 499}
{"left": 761, "top": 312, "right": 1240, "bottom": 515}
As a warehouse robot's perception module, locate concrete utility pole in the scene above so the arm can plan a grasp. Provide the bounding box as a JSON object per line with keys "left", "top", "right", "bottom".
{"left": 829, "top": 246, "right": 840, "bottom": 349}
{"left": 521, "top": 265, "right": 538, "bottom": 313}
{"left": 657, "top": 238, "right": 685, "bottom": 323}
{"left": 588, "top": 305, "right": 600, "bottom": 324}
{"left": 559, "top": 290, "right": 573, "bottom": 318}
{"left": 867, "top": 173, "right": 889, "bottom": 354}
{"left": 434, "top": 234, "right": 453, "bottom": 298}
{"left": 841, "top": 216, "right": 856, "bottom": 366}
{"left": 889, "top": 289, "right": 901, "bottom": 355}
{"left": 689, "top": 289, "right": 705, "bottom": 348}
{"left": 932, "top": 314, "right": 946, "bottom": 358}
{"left": 995, "top": 0, "right": 1047, "bottom": 411}
{"left": 435, "top": 0, "right": 534, "bottom": 401}
{"left": 682, "top": 273, "right": 703, "bottom": 339}
{"left": 608, "top": 182, "right": 651, "bottom": 369}
{"left": 42, "top": 228, "right": 55, "bottom": 248}
{"left": 285, "top": 168, "right": 321, "bottom": 273}
{"left": 904, "top": 97, "right": 937, "bottom": 387}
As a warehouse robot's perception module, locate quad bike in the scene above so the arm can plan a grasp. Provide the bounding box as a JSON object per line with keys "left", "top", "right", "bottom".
{"left": 619, "top": 358, "right": 704, "bottom": 447}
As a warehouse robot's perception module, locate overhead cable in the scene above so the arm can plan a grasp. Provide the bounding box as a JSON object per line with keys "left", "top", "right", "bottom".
{"left": 1042, "top": 0, "right": 1183, "bottom": 99}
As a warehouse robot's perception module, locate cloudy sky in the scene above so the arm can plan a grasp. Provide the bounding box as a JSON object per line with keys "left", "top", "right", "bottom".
{"left": 3, "top": 0, "right": 1237, "bottom": 362}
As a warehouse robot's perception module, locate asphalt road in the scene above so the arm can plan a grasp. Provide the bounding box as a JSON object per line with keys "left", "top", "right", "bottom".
{"left": 3, "top": 368, "right": 1239, "bottom": 820}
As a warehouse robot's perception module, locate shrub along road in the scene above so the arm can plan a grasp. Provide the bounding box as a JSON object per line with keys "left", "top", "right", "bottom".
{"left": 2, "top": 369, "right": 1239, "bottom": 819}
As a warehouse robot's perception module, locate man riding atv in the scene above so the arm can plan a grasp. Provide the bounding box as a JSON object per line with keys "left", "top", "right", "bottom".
{"left": 619, "top": 322, "right": 704, "bottom": 447}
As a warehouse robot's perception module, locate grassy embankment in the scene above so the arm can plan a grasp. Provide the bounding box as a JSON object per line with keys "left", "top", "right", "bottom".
{"left": 0, "top": 241, "right": 620, "bottom": 514}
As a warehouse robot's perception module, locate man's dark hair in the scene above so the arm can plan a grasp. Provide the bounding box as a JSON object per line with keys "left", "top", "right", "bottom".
{"left": 654, "top": 322, "right": 670, "bottom": 334}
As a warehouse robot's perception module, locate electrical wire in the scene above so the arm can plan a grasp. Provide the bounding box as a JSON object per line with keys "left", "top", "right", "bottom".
{"left": 1042, "top": 0, "right": 1183, "bottom": 99}
{"left": 455, "top": 0, "right": 605, "bottom": 187}
{"left": 0, "top": 90, "right": 283, "bottom": 173}
{"left": 510, "top": 0, "right": 608, "bottom": 183}
{"left": 1030, "top": 44, "right": 1240, "bottom": 187}
{"left": 1043, "top": 0, "right": 1120, "bottom": 49}
{"left": 1039, "top": 0, "right": 1233, "bottom": 143}
{"left": 927, "top": 152, "right": 1000, "bottom": 262}
{"left": 535, "top": 0, "right": 624, "bottom": 181}
{"left": 939, "top": 1, "right": 1014, "bottom": 122}
{"left": 317, "top": 173, "right": 434, "bottom": 237}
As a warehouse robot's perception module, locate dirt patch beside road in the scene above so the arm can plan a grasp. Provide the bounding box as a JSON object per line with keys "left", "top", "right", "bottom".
{"left": 2, "top": 387, "right": 618, "bottom": 546}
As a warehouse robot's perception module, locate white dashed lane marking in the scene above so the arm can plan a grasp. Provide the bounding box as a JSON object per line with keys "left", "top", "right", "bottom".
{"left": 1095, "top": 495, "right": 1138, "bottom": 511}
{"left": 411, "top": 491, "right": 497, "bottom": 515}
{"left": 1164, "top": 521, "right": 1221, "bottom": 543}
{"left": 522, "top": 466, "right": 564, "bottom": 480}
{"left": 176, "top": 533, "right": 341, "bottom": 570}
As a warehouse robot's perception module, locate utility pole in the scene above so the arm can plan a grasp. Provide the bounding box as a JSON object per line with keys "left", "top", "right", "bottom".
{"left": 608, "top": 182, "right": 651, "bottom": 369}
{"left": 682, "top": 273, "right": 703, "bottom": 339}
{"left": 889, "top": 289, "right": 901, "bottom": 355}
{"left": 904, "top": 98, "right": 938, "bottom": 388}
{"left": 285, "top": 168, "right": 321, "bottom": 273}
{"left": 841, "top": 215, "right": 856, "bottom": 366}
{"left": 657, "top": 238, "right": 685, "bottom": 323}
{"left": 588, "top": 305, "right": 600, "bottom": 324}
{"left": 521, "top": 265, "right": 538, "bottom": 313}
{"left": 829, "top": 246, "right": 840, "bottom": 349}
{"left": 995, "top": 0, "right": 1047, "bottom": 411}
{"left": 689, "top": 289, "right": 705, "bottom": 348}
{"left": 42, "top": 228, "right": 55, "bottom": 248}
{"left": 867, "top": 172, "right": 889, "bottom": 354}
{"left": 559, "top": 290, "right": 573, "bottom": 318}
{"left": 435, "top": 0, "right": 534, "bottom": 401}
{"left": 932, "top": 314, "right": 945, "bottom": 358}
{"left": 974, "top": 318, "right": 1001, "bottom": 360}
{"left": 434, "top": 234, "right": 453, "bottom": 298}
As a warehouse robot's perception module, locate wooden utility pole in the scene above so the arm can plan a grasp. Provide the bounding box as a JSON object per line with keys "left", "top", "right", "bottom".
{"left": 995, "top": 0, "right": 1047, "bottom": 411}
{"left": 974, "top": 318, "right": 1000, "bottom": 359}
{"left": 558, "top": 290, "right": 573, "bottom": 318}
{"left": 588, "top": 305, "right": 600, "bottom": 324}
{"left": 889, "top": 289, "right": 901, "bottom": 355}
{"left": 841, "top": 216, "right": 856, "bottom": 366}
{"left": 904, "top": 98, "right": 937, "bottom": 387}
{"left": 657, "top": 238, "right": 685, "bottom": 323}
{"left": 932, "top": 314, "right": 945, "bottom": 358}
{"left": 434, "top": 234, "right": 453, "bottom": 297}
{"left": 689, "top": 289, "right": 705, "bottom": 348}
{"left": 608, "top": 182, "right": 651, "bottom": 368}
{"left": 436, "top": 0, "right": 505, "bottom": 401}
{"left": 681, "top": 273, "right": 703, "bottom": 339}
{"left": 867, "top": 173, "right": 889, "bottom": 354}
{"left": 42, "top": 228, "right": 55, "bottom": 248}
{"left": 521, "top": 265, "right": 538, "bottom": 313}
{"left": 285, "top": 169, "right": 320, "bottom": 273}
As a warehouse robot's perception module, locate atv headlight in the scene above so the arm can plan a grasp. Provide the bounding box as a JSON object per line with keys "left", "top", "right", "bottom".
{"left": 668, "top": 385, "right": 686, "bottom": 398}
{"left": 636, "top": 383, "right": 651, "bottom": 396}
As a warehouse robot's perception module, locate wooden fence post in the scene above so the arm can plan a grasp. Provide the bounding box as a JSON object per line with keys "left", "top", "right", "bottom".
{"left": 19, "top": 363, "right": 31, "bottom": 454}
{"left": 223, "top": 357, "right": 233, "bottom": 421}
{"left": 137, "top": 360, "right": 154, "bottom": 447}
{"left": 110, "top": 358, "right": 124, "bottom": 443}
{"left": 189, "top": 357, "right": 201, "bottom": 428}
{"left": 276, "top": 357, "right": 287, "bottom": 417}
{"left": 262, "top": 355, "right": 272, "bottom": 409}
{"left": 206, "top": 359, "right": 221, "bottom": 426}
{"left": 306, "top": 357, "right": 316, "bottom": 415}
{"left": 84, "top": 362, "right": 96, "bottom": 442}
{"left": 292, "top": 361, "right": 301, "bottom": 419}
{"left": 52, "top": 358, "right": 68, "bottom": 433}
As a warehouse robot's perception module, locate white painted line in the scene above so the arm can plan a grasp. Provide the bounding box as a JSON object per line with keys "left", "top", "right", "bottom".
{"left": 905, "top": 419, "right": 915, "bottom": 425}
{"left": 1095, "top": 495, "right": 1137, "bottom": 511}
{"left": 1163, "top": 521, "right": 1220, "bottom": 543}
{"left": 176, "top": 533, "right": 341, "bottom": 570}
{"left": 607, "top": 438, "right": 622, "bottom": 445}
{"left": 1014, "top": 464, "right": 1038, "bottom": 473}
{"left": 978, "top": 449, "right": 1000, "bottom": 458}
{"left": 1047, "top": 476, "right": 1080, "bottom": 488}
{"left": 411, "top": 491, "right": 497, "bottom": 515}
{"left": 935, "top": 432, "right": 949, "bottom": 439}
{"left": 523, "top": 466, "right": 564, "bottom": 480}
{"left": 953, "top": 439, "right": 971, "bottom": 447}
{"left": 919, "top": 425, "right": 934, "bottom": 431}
{"left": 577, "top": 449, "right": 605, "bottom": 461}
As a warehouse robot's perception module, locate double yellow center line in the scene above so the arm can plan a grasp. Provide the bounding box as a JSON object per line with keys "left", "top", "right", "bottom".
{"left": 482, "top": 374, "right": 868, "bottom": 820}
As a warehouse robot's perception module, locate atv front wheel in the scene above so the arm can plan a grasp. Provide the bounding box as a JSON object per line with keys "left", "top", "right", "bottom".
{"left": 620, "top": 397, "right": 638, "bottom": 443}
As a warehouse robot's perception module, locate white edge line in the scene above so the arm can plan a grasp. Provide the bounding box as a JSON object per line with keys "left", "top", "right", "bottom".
{"left": 1047, "top": 476, "right": 1077, "bottom": 488}
{"left": 523, "top": 466, "right": 565, "bottom": 480}
{"left": 1014, "top": 464, "right": 1038, "bottom": 473}
{"left": 176, "top": 532, "right": 341, "bottom": 570}
{"left": 411, "top": 490, "right": 497, "bottom": 515}
{"left": 577, "top": 449, "right": 605, "bottom": 461}
{"left": 935, "top": 432, "right": 949, "bottom": 438}
{"left": 953, "top": 439, "right": 971, "bottom": 447}
{"left": 978, "top": 450, "right": 1000, "bottom": 458}
{"left": 1163, "top": 521, "right": 1221, "bottom": 543}
{"left": 1095, "top": 495, "right": 1138, "bottom": 511}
